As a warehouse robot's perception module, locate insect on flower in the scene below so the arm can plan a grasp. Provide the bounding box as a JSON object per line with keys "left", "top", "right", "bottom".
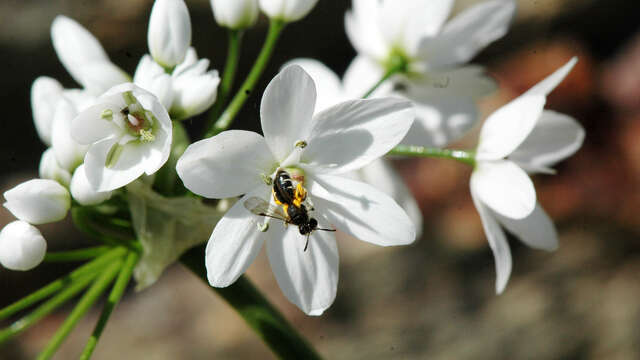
{"left": 244, "top": 169, "right": 335, "bottom": 251}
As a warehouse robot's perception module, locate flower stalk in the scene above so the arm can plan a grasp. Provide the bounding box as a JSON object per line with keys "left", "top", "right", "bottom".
{"left": 389, "top": 145, "right": 476, "bottom": 166}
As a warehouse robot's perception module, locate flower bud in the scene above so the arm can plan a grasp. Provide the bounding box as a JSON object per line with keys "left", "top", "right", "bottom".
{"left": 39, "top": 148, "right": 72, "bottom": 187}
{"left": 31, "top": 76, "right": 64, "bottom": 146}
{"left": 0, "top": 221, "right": 47, "bottom": 271}
{"left": 259, "top": 0, "right": 318, "bottom": 22}
{"left": 3, "top": 179, "right": 71, "bottom": 225}
{"left": 70, "top": 165, "right": 113, "bottom": 205}
{"left": 51, "top": 98, "right": 88, "bottom": 171}
{"left": 134, "top": 55, "right": 175, "bottom": 109}
{"left": 148, "top": 0, "right": 192, "bottom": 68}
{"left": 171, "top": 56, "right": 220, "bottom": 119}
{"left": 211, "top": 0, "right": 259, "bottom": 29}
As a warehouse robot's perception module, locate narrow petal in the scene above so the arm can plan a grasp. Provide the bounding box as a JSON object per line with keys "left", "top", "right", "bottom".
{"left": 0, "top": 221, "right": 47, "bottom": 271}
{"left": 266, "top": 222, "right": 338, "bottom": 315}
{"left": 309, "top": 175, "right": 416, "bottom": 246}
{"left": 495, "top": 202, "right": 558, "bottom": 251}
{"left": 83, "top": 138, "right": 148, "bottom": 191}
{"left": 70, "top": 101, "right": 123, "bottom": 145}
{"left": 302, "top": 97, "right": 414, "bottom": 174}
{"left": 470, "top": 186, "right": 512, "bottom": 294}
{"left": 283, "top": 58, "right": 345, "bottom": 113}
{"left": 261, "top": 65, "right": 316, "bottom": 161}
{"left": 3, "top": 179, "right": 70, "bottom": 225}
{"left": 206, "top": 188, "right": 270, "bottom": 287}
{"left": 509, "top": 110, "right": 585, "bottom": 172}
{"left": 524, "top": 57, "right": 578, "bottom": 97}
{"left": 133, "top": 55, "right": 174, "bottom": 109}
{"left": 31, "top": 76, "right": 64, "bottom": 146}
{"left": 476, "top": 95, "right": 546, "bottom": 160}
{"left": 344, "top": 0, "right": 389, "bottom": 61}
{"left": 75, "top": 61, "right": 130, "bottom": 96}
{"left": 176, "top": 130, "right": 276, "bottom": 198}
{"left": 51, "top": 98, "right": 88, "bottom": 171}
{"left": 470, "top": 160, "right": 536, "bottom": 219}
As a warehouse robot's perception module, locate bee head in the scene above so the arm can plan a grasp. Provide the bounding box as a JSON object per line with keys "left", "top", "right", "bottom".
{"left": 298, "top": 218, "right": 318, "bottom": 235}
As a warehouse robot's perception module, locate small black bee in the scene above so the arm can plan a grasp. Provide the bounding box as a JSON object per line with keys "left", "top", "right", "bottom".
{"left": 244, "top": 169, "right": 335, "bottom": 251}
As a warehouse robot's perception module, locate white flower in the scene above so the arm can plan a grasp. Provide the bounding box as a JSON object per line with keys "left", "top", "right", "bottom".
{"left": 0, "top": 221, "right": 47, "bottom": 271}
{"left": 259, "top": 0, "right": 318, "bottom": 22}
{"left": 31, "top": 77, "right": 64, "bottom": 146}
{"left": 211, "top": 0, "right": 259, "bottom": 29}
{"left": 345, "top": 0, "right": 516, "bottom": 147}
{"left": 176, "top": 65, "right": 416, "bottom": 315}
{"left": 51, "top": 98, "right": 89, "bottom": 171}
{"left": 51, "top": 16, "right": 129, "bottom": 96}
{"left": 471, "top": 57, "right": 585, "bottom": 293}
{"left": 39, "top": 148, "right": 72, "bottom": 187}
{"left": 3, "top": 179, "right": 71, "bottom": 225}
{"left": 71, "top": 83, "right": 173, "bottom": 192}
{"left": 70, "top": 165, "right": 113, "bottom": 206}
{"left": 148, "top": 0, "right": 192, "bottom": 68}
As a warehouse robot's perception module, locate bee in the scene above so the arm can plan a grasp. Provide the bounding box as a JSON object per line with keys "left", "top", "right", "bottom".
{"left": 244, "top": 169, "right": 335, "bottom": 251}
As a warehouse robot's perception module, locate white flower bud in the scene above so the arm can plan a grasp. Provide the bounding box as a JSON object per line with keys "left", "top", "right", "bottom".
{"left": 148, "top": 0, "right": 192, "bottom": 68}
{"left": 3, "top": 179, "right": 71, "bottom": 225}
{"left": 70, "top": 165, "right": 113, "bottom": 206}
{"left": 0, "top": 221, "right": 47, "bottom": 271}
{"left": 259, "top": 0, "right": 318, "bottom": 22}
{"left": 51, "top": 98, "right": 88, "bottom": 172}
{"left": 31, "top": 76, "right": 64, "bottom": 146}
{"left": 39, "top": 148, "right": 72, "bottom": 187}
{"left": 133, "top": 55, "right": 175, "bottom": 109}
{"left": 211, "top": 0, "right": 259, "bottom": 29}
{"left": 171, "top": 53, "right": 220, "bottom": 119}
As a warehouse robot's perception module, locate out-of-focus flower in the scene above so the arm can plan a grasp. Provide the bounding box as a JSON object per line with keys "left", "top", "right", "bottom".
{"left": 31, "top": 77, "right": 64, "bottom": 146}
{"left": 177, "top": 65, "right": 415, "bottom": 315}
{"left": 70, "top": 165, "right": 114, "bottom": 206}
{"left": 51, "top": 98, "right": 88, "bottom": 171}
{"left": 211, "top": 0, "right": 259, "bottom": 29}
{"left": 3, "top": 179, "right": 71, "bottom": 225}
{"left": 71, "top": 83, "right": 172, "bottom": 192}
{"left": 0, "top": 221, "right": 47, "bottom": 271}
{"left": 39, "top": 149, "right": 72, "bottom": 187}
{"left": 148, "top": 0, "right": 192, "bottom": 68}
{"left": 471, "top": 57, "right": 585, "bottom": 293}
{"left": 259, "top": 0, "right": 318, "bottom": 22}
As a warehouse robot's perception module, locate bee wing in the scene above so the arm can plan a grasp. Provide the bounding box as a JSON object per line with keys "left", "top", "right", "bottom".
{"left": 243, "top": 197, "right": 288, "bottom": 221}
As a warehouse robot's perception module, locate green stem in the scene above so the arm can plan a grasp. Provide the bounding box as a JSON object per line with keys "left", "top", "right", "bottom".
{"left": 37, "top": 260, "right": 123, "bottom": 360}
{"left": 204, "top": 29, "right": 243, "bottom": 132}
{"left": 362, "top": 67, "right": 399, "bottom": 99}
{"left": 389, "top": 145, "right": 476, "bottom": 165}
{"left": 80, "top": 251, "right": 139, "bottom": 360}
{"left": 72, "top": 207, "right": 141, "bottom": 253}
{"left": 181, "top": 245, "right": 322, "bottom": 360}
{"left": 44, "top": 246, "right": 110, "bottom": 263}
{"left": 0, "top": 247, "right": 127, "bottom": 321}
{"left": 205, "top": 20, "right": 286, "bottom": 138}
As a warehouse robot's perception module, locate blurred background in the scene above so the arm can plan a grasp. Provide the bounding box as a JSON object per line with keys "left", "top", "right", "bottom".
{"left": 1, "top": 0, "right": 640, "bottom": 358}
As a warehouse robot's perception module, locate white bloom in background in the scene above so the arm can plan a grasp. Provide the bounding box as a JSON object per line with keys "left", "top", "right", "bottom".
{"left": 471, "top": 58, "right": 585, "bottom": 293}
{"left": 259, "top": 0, "right": 318, "bottom": 22}
{"left": 211, "top": 0, "right": 259, "bottom": 29}
{"left": 345, "top": 0, "right": 516, "bottom": 147}
{"left": 51, "top": 15, "right": 129, "bottom": 96}
{"left": 31, "top": 77, "right": 64, "bottom": 146}
{"left": 70, "top": 165, "right": 113, "bottom": 206}
{"left": 51, "top": 98, "right": 89, "bottom": 171}
{"left": 39, "top": 148, "right": 72, "bottom": 187}
{"left": 177, "top": 65, "right": 416, "bottom": 315}
{"left": 71, "top": 83, "right": 172, "bottom": 192}
{"left": 148, "top": 0, "right": 192, "bottom": 68}
{"left": 3, "top": 179, "right": 71, "bottom": 225}
{"left": 0, "top": 221, "right": 47, "bottom": 271}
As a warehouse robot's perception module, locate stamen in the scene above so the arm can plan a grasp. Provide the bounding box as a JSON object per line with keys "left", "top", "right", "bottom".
{"left": 100, "top": 109, "right": 113, "bottom": 121}
{"left": 260, "top": 173, "right": 273, "bottom": 186}
{"left": 105, "top": 143, "right": 125, "bottom": 168}
{"left": 139, "top": 129, "right": 155, "bottom": 142}
{"left": 127, "top": 114, "right": 140, "bottom": 127}
{"left": 294, "top": 140, "right": 307, "bottom": 148}
{"left": 257, "top": 222, "right": 269, "bottom": 232}
{"left": 122, "top": 91, "right": 136, "bottom": 106}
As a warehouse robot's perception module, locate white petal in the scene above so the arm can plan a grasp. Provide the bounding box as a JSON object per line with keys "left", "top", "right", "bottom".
{"left": 406, "top": 66, "right": 497, "bottom": 100}
{"left": 471, "top": 160, "right": 536, "bottom": 219}
{"left": 83, "top": 138, "right": 148, "bottom": 191}
{"left": 342, "top": 55, "right": 390, "bottom": 99}
{"left": 476, "top": 95, "right": 546, "bottom": 160}
{"left": 524, "top": 57, "right": 578, "bottom": 97}
{"left": 509, "top": 110, "right": 585, "bottom": 172}
{"left": 309, "top": 175, "right": 416, "bottom": 246}
{"left": 133, "top": 55, "right": 174, "bottom": 109}
{"left": 420, "top": 0, "right": 516, "bottom": 68}
{"left": 344, "top": 0, "right": 389, "bottom": 61}
{"left": 39, "top": 148, "right": 72, "bottom": 187}
{"left": 206, "top": 188, "right": 270, "bottom": 287}
{"left": 259, "top": 0, "right": 319, "bottom": 22}
{"left": 52, "top": 98, "right": 88, "bottom": 171}
{"left": 148, "top": 0, "right": 192, "bottom": 68}
{"left": 302, "top": 97, "right": 414, "bottom": 174}
{"left": 261, "top": 65, "right": 316, "bottom": 161}
{"left": 3, "top": 179, "right": 70, "bottom": 225}
{"left": 266, "top": 221, "right": 338, "bottom": 315}
{"left": 495, "top": 202, "right": 558, "bottom": 251}
{"left": 70, "top": 101, "right": 123, "bottom": 145}
{"left": 211, "top": 0, "right": 259, "bottom": 29}
{"left": 75, "top": 61, "right": 130, "bottom": 96}
{"left": 62, "top": 89, "right": 97, "bottom": 112}
{"left": 31, "top": 76, "right": 64, "bottom": 146}
{"left": 171, "top": 69, "right": 220, "bottom": 120}
{"left": 283, "top": 58, "right": 346, "bottom": 113}
{"left": 70, "top": 165, "right": 113, "bottom": 206}
{"left": 177, "top": 130, "right": 276, "bottom": 198}
{"left": 0, "top": 221, "right": 47, "bottom": 271}
{"left": 470, "top": 187, "right": 512, "bottom": 294}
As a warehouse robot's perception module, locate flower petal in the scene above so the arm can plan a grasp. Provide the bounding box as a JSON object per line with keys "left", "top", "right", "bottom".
{"left": 471, "top": 160, "right": 536, "bottom": 219}
{"left": 176, "top": 130, "right": 276, "bottom": 198}
{"left": 148, "top": 0, "right": 192, "bottom": 68}
{"left": 3, "top": 179, "right": 70, "bottom": 225}
{"left": 509, "top": 110, "right": 585, "bottom": 173}
{"left": 52, "top": 98, "right": 88, "bottom": 171}
{"left": 31, "top": 76, "right": 64, "bottom": 146}
{"left": 344, "top": 0, "right": 389, "bottom": 61}
{"left": 495, "top": 202, "right": 558, "bottom": 251}
{"left": 308, "top": 174, "right": 416, "bottom": 246}
{"left": 476, "top": 95, "right": 546, "bottom": 160}
{"left": 259, "top": 0, "right": 319, "bottom": 22}
{"left": 470, "top": 186, "right": 512, "bottom": 294}
{"left": 39, "top": 148, "right": 72, "bottom": 187}
{"left": 133, "top": 55, "right": 174, "bottom": 109}
{"left": 0, "top": 221, "right": 47, "bottom": 271}
{"left": 70, "top": 165, "right": 113, "bottom": 206}
{"left": 342, "top": 55, "right": 390, "bottom": 99}
{"left": 405, "top": 65, "right": 496, "bottom": 100}
{"left": 302, "top": 97, "right": 414, "bottom": 174}
{"left": 261, "top": 65, "right": 316, "bottom": 161}
{"left": 283, "top": 58, "right": 345, "bottom": 113}
{"left": 70, "top": 101, "right": 123, "bottom": 145}
{"left": 171, "top": 68, "right": 220, "bottom": 120}
{"left": 75, "top": 61, "right": 130, "bottom": 96}
{"left": 206, "top": 188, "right": 270, "bottom": 287}
{"left": 83, "top": 138, "right": 148, "bottom": 191}
{"left": 266, "top": 221, "right": 338, "bottom": 315}
{"left": 524, "top": 57, "right": 578, "bottom": 97}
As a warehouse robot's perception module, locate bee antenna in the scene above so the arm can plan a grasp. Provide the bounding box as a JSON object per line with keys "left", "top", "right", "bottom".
{"left": 304, "top": 234, "right": 310, "bottom": 252}
{"left": 318, "top": 228, "right": 336, "bottom": 232}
